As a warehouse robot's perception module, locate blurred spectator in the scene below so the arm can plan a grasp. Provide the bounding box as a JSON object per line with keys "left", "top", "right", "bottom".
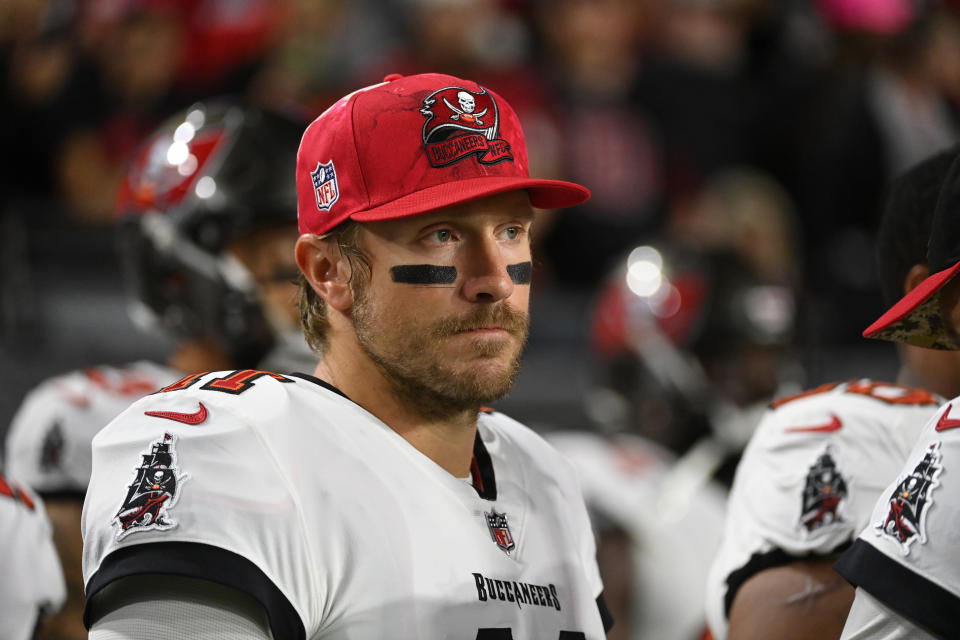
{"left": 793, "top": 1, "right": 960, "bottom": 346}
{"left": 533, "top": 0, "right": 666, "bottom": 287}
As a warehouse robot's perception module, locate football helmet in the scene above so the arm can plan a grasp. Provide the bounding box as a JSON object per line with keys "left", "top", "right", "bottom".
{"left": 116, "top": 101, "right": 303, "bottom": 365}
{"left": 589, "top": 239, "right": 798, "bottom": 458}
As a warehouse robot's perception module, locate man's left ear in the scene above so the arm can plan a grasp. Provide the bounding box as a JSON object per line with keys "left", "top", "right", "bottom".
{"left": 295, "top": 234, "right": 353, "bottom": 311}
{"left": 904, "top": 264, "right": 930, "bottom": 294}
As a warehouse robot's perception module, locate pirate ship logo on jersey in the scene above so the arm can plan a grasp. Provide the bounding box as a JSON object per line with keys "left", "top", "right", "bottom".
{"left": 875, "top": 442, "right": 943, "bottom": 555}
{"left": 420, "top": 86, "right": 513, "bottom": 168}
{"left": 799, "top": 448, "right": 848, "bottom": 532}
{"left": 39, "top": 421, "right": 65, "bottom": 472}
{"left": 113, "top": 433, "right": 188, "bottom": 539}
{"left": 485, "top": 509, "right": 516, "bottom": 555}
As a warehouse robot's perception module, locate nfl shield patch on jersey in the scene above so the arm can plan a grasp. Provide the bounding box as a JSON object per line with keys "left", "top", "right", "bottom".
{"left": 485, "top": 509, "right": 515, "bottom": 555}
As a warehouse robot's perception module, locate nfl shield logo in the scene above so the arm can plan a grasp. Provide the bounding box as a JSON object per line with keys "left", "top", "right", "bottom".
{"left": 310, "top": 161, "right": 339, "bottom": 211}
{"left": 485, "top": 509, "right": 516, "bottom": 555}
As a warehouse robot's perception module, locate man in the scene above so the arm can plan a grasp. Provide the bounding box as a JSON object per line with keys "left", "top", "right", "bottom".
{"left": 705, "top": 145, "right": 960, "bottom": 639}
{"left": 81, "top": 72, "right": 612, "bottom": 639}
{"left": 835, "top": 149, "right": 960, "bottom": 638}
{"left": 0, "top": 471, "right": 65, "bottom": 640}
{"left": 5, "top": 100, "right": 307, "bottom": 639}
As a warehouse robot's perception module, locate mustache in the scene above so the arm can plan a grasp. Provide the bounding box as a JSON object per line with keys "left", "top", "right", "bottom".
{"left": 433, "top": 304, "right": 529, "bottom": 337}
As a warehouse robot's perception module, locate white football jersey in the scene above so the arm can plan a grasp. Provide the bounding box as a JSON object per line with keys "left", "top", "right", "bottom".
{"left": 706, "top": 379, "right": 942, "bottom": 639}
{"left": 547, "top": 430, "right": 727, "bottom": 640}
{"left": 0, "top": 472, "right": 66, "bottom": 640}
{"left": 82, "top": 370, "right": 609, "bottom": 640}
{"left": 5, "top": 361, "right": 180, "bottom": 494}
{"left": 835, "top": 395, "right": 960, "bottom": 639}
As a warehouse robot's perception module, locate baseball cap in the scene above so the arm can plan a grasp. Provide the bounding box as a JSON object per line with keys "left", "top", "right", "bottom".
{"left": 864, "top": 150, "right": 960, "bottom": 348}
{"left": 296, "top": 72, "right": 590, "bottom": 236}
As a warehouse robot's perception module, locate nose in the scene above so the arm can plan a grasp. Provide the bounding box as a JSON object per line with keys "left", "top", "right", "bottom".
{"left": 461, "top": 237, "right": 515, "bottom": 303}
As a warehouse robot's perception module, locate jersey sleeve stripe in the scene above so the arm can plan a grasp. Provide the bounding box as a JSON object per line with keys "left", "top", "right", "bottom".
{"left": 596, "top": 592, "right": 614, "bottom": 633}
{"left": 834, "top": 539, "right": 959, "bottom": 638}
{"left": 83, "top": 541, "right": 305, "bottom": 640}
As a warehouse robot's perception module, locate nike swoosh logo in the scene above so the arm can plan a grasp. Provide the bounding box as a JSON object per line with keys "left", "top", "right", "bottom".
{"left": 936, "top": 405, "right": 960, "bottom": 432}
{"left": 144, "top": 402, "right": 208, "bottom": 425}
{"left": 785, "top": 414, "right": 842, "bottom": 433}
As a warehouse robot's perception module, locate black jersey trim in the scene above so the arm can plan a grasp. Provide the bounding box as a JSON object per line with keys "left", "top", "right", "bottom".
{"left": 288, "top": 372, "right": 351, "bottom": 401}
{"left": 83, "top": 542, "right": 304, "bottom": 640}
{"left": 472, "top": 430, "right": 498, "bottom": 500}
{"left": 834, "top": 539, "right": 958, "bottom": 639}
{"left": 597, "top": 592, "right": 614, "bottom": 633}
{"left": 722, "top": 542, "right": 852, "bottom": 617}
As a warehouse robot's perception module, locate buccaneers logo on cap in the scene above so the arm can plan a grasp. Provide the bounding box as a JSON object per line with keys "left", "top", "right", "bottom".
{"left": 875, "top": 441, "right": 943, "bottom": 555}
{"left": 420, "top": 86, "right": 513, "bottom": 168}
{"left": 113, "top": 433, "right": 188, "bottom": 539}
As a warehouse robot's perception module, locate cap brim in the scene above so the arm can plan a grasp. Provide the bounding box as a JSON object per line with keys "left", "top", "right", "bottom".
{"left": 350, "top": 176, "right": 590, "bottom": 224}
{"left": 863, "top": 261, "right": 960, "bottom": 348}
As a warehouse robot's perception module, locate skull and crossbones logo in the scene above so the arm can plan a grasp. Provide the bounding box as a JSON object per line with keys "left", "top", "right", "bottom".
{"left": 444, "top": 90, "right": 488, "bottom": 125}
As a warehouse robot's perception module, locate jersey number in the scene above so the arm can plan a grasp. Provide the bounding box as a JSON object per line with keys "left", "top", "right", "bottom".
{"left": 476, "top": 630, "right": 584, "bottom": 639}
{"left": 156, "top": 369, "right": 293, "bottom": 395}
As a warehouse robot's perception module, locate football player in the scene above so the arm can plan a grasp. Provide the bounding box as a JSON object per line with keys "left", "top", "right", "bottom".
{"left": 0, "top": 471, "right": 66, "bottom": 640}
{"left": 836, "top": 148, "right": 960, "bottom": 638}
{"left": 81, "top": 73, "right": 613, "bottom": 639}
{"left": 551, "top": 241, "right": 798, "bottom": 639}
{"left": 705, "top": 144, "right": 960, "bottom": 639}
{"left": 4, "top": 100, "right": 307, "bottom": 639}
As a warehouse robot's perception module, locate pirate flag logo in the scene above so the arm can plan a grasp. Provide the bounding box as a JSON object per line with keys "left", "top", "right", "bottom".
{"left": 420, "top": 86, "right": 513, "bottom": 168}
{"left": 485, "top": 509, "right": 516, "bottom": 555}
{"left": 114, "top": 433, "right": 188, "bottom": 539}
{"left": 39, "top": 421, "right": 65, "bottom": 472}
{"left": 799, "top": 448, "right": 848, "bottom": 532}
{"left": 875, "top": 442, "right": 943, "bottom": 555}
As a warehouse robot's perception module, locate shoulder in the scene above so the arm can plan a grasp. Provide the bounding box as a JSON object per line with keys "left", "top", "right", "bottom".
{"left": 5, "top": 362, "right": 181, "bottom": 494}
{"left": 0, "top": 472, "right": 66, "bottom": 614}
{"left": 478, "top": 409, "right": 577, "bottom": 472}
{"left": 748, "top": 379, "right": 941, "bottom": 459}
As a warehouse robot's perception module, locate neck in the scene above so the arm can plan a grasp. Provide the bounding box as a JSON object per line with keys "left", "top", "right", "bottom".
{"left": 313, "top": 344, "right": 479, "bottom": 478}
{"left": 168, "top": 339, "right": 235, "bottom": 375}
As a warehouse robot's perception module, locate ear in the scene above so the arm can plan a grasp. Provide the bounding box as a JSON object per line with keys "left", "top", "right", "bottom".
{"left": 904, "top": 264, "right": 930, "bottom": 294}
{"left": 295, "top": 234, "right": 353, "bottom": 312}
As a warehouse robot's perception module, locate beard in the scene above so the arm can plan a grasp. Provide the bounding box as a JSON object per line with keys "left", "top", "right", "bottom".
{"left": 351, "top": 283, "right": 529, "bottom": 421}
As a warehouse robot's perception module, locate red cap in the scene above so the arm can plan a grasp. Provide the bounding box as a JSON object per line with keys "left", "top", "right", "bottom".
{"left": 296, "top": 72, "right": 590, "bottom": 236}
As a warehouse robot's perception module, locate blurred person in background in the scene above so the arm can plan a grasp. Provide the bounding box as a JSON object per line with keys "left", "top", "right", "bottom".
{"left": 794, "top": 0, "right": 960, "bottom": 348}
{"left": 532, "top": 0, "right": 666, "bottom": 287}
{"left": 4, "top": 99, "right": 309, "bottom": 639}
{"left": 836, "top": 145, "right": 960, "bottom": 640}
{"left": 548, "top": 210, "right": 798, "bottom": 638}
{"left": 707, "top": 145, "right": 960, "bottom": 639}
{"left": 0, "top": 471, "right": 66, "bottom": 640}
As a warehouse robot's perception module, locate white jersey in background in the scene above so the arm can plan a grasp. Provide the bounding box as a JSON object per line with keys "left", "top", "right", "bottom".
{"left": 5, "top": 361, "right": 180, "bottom": 493}
{"left": 706, "top": 379, "right": 942, "bottom": 639}
{"left": 836, "top": 396, "right": 960, "bottom": 639}
{"left": 547, "top": 430, "right": 727, "bottom": 640}
{"left": 82, "top": 370, "right": 610, "bottom": 640}
{"left": 0, "top": 472, "right": 66, "bottom": 640}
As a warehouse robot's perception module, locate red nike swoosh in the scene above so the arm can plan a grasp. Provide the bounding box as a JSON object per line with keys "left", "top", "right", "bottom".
{"left": 144, "top": 402, "right": 208, "bottom": 425}
{"left": 936, "top": 405, "right": 960, "bottom": 432}
{"left": 785, "top": 414, "right": 842, "bottom": 433}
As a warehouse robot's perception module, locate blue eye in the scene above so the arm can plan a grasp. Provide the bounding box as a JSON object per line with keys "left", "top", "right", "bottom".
{"left": 432, "top": 229, "right": 453, "bottom": 243}
{"left": 502, "top": 226, "right": 521, "bottom": 240}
